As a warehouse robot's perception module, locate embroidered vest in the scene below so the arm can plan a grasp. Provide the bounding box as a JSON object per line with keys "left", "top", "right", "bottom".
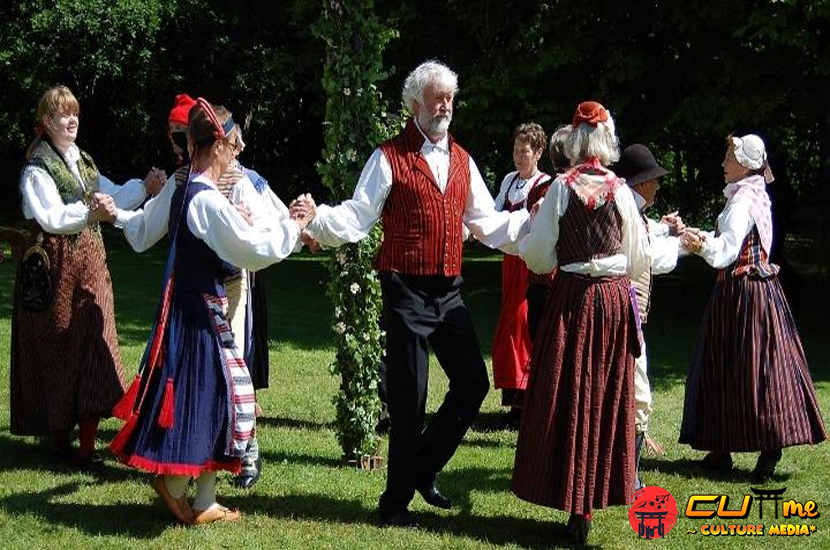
{"left": 375, "top": 120, "right": 471, "bottom": 277}
{"left": 556, "top": 188, "right": 623, "bottom": 266}
{"left": 27, "top": 140, "right": 99, "bottom": 205}
{"left": 718, "top": 225, "right": 779, "bottom": 281}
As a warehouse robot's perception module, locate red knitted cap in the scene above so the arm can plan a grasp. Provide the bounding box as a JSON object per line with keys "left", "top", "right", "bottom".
{"left": 572, "top": 101, "right": 609, "bottom": 128}
{"left": 168, "top": 93, "right": 197, "bottom": 126}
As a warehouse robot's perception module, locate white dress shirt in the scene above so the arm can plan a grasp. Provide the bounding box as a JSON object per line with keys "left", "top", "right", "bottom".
{"left": 519, "top": 177, "right": 650, "bottom": 278}
{"left": 185, "top": 174, "right": 300, "bottom": 271}
{"left": 631, "top": 190, "right": 682, "bottom": 275}
{"left": 117, "top": 171, "right": 299, "bottom": 263}
{"left": 20, "top": 143, "right": 147, "bottom": 234}
{"left": 699, "top": 202, "right": 755, "bottom": 269}
{"left": 306, "top": 121, "right": 530, "bottom": 255}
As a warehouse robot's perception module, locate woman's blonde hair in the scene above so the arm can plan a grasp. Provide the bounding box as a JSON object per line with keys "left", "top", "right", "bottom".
{"left": 26, "top": 85, "right": 81, "bottom": 159}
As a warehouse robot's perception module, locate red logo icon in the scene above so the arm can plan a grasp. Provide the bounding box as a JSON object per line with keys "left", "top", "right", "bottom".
{"left": 629, "top": 486, "right": 678, "bottom": 539}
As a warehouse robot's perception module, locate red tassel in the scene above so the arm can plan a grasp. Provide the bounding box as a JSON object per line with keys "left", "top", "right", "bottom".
{"left": 112, "top": 375, "right": 141, "bottom": 420}
{"left": 109, "top": 414, "right": 138, "bottom": 456}
{"left": 157, "top": 378, "right": 175, "bottom": 429}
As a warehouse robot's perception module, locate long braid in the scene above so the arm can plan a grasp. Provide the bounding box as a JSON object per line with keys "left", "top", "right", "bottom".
{"left": 196, "top": 97, "right": 225, "bottom": 140}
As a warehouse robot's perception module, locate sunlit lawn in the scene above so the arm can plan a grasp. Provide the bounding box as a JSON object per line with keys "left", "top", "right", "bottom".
{"left": 0, "top": 230, "right": 827, "bottom": 549}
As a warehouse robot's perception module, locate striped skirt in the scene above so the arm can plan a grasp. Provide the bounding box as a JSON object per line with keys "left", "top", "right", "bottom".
{"left": 680, "top": 274, "right": 827, "bottom": 451}
{"left": 11, "top": 228, "right": 125, "bottom": 435}
{"left": 512, "top": 272, "right": 637, "bottom": 513}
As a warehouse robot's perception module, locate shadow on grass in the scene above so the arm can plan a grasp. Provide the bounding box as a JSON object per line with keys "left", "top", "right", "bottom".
{"left": 0, "top": 481, "right": 171, "bottom": 538}
{"left": 0, "top": 433, "right": 143, "bottom": 482}
{"left": 225, "top": 490, "right": 580, "bottom": 549}
{"left": 641, "top": 456, "right": 792, "bottom": 485}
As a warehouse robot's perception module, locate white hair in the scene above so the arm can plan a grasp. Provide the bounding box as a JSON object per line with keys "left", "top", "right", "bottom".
{"left": 402, "top": 60, "right": 458, "bottom": 112}
{"left": 564, "top": 115, "right": 620, "bottom": 166}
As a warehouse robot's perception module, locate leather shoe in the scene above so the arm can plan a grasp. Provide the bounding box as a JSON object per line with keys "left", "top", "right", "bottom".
{"left": 152, "top": 476, "right": 194, "bottom": 524}
{"left": 566, "top": 513, "right": 592, "bottom": 544}
{"left": 416, "top": 482, "right": 452, "bottom": 510}
{"left": 701, "top": 451, "right": 733, "bottom": 472}
{"left": 751, "top": 449, "right": 782, "bottom": 482}
{"left": 378, "top": 508, "right": 419, "bottom": 528}
{"left": 193, "top": 504, "right": 241, "bottom": 524}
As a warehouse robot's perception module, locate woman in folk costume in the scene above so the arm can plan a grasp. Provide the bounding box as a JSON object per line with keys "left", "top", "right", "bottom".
{"left": 119, "top": 96, "right": 293, "bottom": 489}
{"left": 12, "top": 85, "right": 161, "bottom": 468}
{"left": 491, "top": 123, "right": 551, "bottom": 427}
{"left": 109, "top": 99, "right": 313, "bottom": 524}
{"left": 511, "top": 101, "right": 649, "bottom": 544}
{"left": 216, "top": 126, "right": 294, "bottom": 489}
{"left": 679, "top": 134, "right": 826, "bottom": 480}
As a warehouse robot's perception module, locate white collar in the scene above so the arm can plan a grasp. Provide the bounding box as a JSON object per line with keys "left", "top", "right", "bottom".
{"left": 632, "top": 189, "right": 647, "bottom": 212}
{"left": 414, "top": 119, "right": 449, "bottom": 153}
{"left": 192, "top": 172, "right": 219, "bottom": 191}
{"left": 59, "top": 143, "right": 80, "bottom": 165}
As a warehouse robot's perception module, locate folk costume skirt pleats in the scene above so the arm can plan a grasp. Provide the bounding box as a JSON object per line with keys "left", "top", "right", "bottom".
{"left": 11, "top": 228, "right": 125, "bottom": 435}
{"left": 680, "top": 273, "right": 827, "bottom": 452}
{"left": 492, "top": 254, "right": 532, "bottom": 392}
{"left": 512, "top": 272, "right": 637, "bottom": 514}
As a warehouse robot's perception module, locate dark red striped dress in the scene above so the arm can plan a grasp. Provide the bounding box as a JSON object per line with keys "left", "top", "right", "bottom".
{"left": 680, "top": 227, "right": 827, "bottom": 451}
{"left": 512, "top": 189, "right": 638, "bottom": 514}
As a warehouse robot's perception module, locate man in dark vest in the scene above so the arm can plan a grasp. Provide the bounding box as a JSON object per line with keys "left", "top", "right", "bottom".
{"left": 305, "top": 60, "right": 531, "bottom": 526}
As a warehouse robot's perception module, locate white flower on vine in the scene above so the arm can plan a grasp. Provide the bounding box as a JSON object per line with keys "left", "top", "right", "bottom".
{"left": 350, "top": 282, "right": 360, "bottom": 295}
{"left": 356, "top": 88, "right": 363, "bottom": 97}
{"left": 334, "top": 321, "right": 346, "bottom": 335}
{"left": 342, "top": 87, "right": 351, "bottom": 96}
{"left": 334, "top": 306, "right": 342, "bottom": 318}
{"left": 336, "top": 250, "right": 347, "bottom": 264}
{"left": 340, "top": 270, "right": 348, "bottom": 278}
{"left": 346, "top": 149, "right": 357, "bottom": 162}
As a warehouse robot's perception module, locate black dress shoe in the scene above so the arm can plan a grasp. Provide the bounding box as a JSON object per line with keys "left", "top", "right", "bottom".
{"left": 566, "top": 514, "right": 592, "bottom": 544}
{"left": 379, "top": 508, "right": 419, "bottom": 528}
{"left": 751, "top": 449, "right": 782, "bottom": 482}
{"left": 77, "top": 452, "right": 105, "bottom": 471}
{"left": 417, "top": 482, "right": 452, "bottom": 509}
{"left": 701, "top": 451, "right": 733, "bottom": 472}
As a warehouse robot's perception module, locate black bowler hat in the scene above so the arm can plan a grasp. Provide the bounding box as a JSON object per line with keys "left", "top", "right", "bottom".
{"left": 615, "top": 144, "right": 668, "bottom": 187}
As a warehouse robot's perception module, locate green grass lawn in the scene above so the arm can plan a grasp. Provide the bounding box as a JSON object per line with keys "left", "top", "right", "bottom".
{"left": 0, "top": 231, "right": 827, "bottom": 549}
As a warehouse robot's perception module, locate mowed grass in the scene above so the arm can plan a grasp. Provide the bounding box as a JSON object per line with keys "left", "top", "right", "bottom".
{"left": 0, "top": 230, "right": 828, "bottom": 549}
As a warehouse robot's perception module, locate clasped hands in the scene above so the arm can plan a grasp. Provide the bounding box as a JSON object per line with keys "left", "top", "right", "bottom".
{"left": 660, "top": 211, "right": 706, "bottom": 254}
{"left": 289, "top": 193, "right": 317, "bottom": 231}
{"left": 89, "top": 193, "right": 117, "bottom": 224}
{"left": 143, "top": 167, "right": 167, "bottom": 196}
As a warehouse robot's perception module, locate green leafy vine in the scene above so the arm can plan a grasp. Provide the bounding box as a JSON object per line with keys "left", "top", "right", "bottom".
{"left": 314, "top": 0, "right": 399, "bottom": 462}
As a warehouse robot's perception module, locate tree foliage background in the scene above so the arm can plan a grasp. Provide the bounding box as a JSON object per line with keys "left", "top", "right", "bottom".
{"left": 1, "top": 0, "right": 827, "bottom": 259}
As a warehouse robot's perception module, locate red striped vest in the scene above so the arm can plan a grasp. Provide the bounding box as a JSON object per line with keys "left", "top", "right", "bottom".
{"left": 375, "top": 120, "right": 471, "bottom": 276}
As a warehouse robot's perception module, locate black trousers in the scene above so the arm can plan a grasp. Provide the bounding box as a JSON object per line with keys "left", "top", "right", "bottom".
{"left": 379, "top": 272, "right": 489, "bottom": 512}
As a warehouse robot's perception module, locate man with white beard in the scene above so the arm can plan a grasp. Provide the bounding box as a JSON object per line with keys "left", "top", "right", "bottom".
{"left": 305, "top": 60, "right": 532, "bottom": 527}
